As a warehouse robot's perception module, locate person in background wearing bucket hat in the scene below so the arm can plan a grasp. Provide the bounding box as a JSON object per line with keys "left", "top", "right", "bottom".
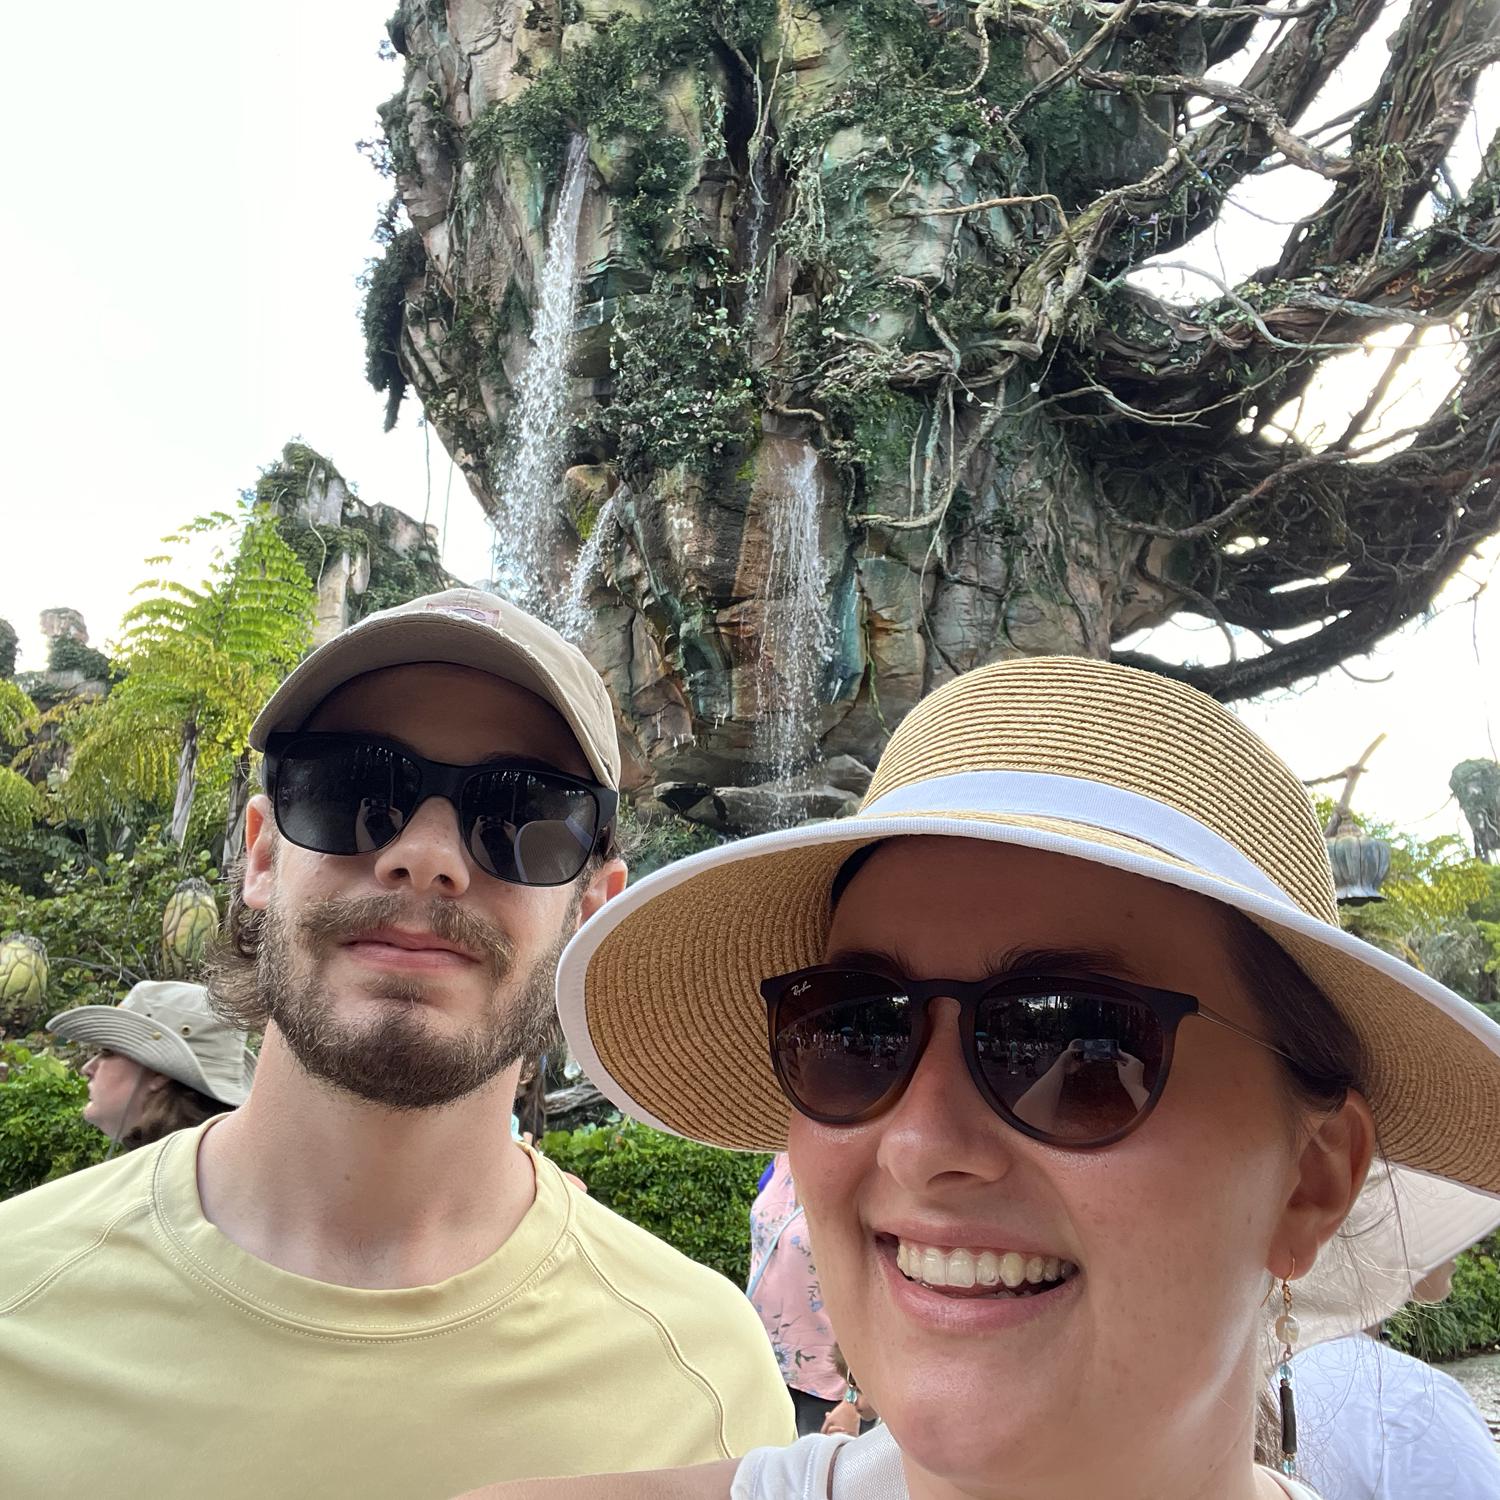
{"left": 48, "top": 980, "right": 254, "bottom": 1150}
{"left": 1289, "top": 1170, "right": 1500, "bottom": 1499}
{"left": 459, "top": 656, "right": 1500, "bottom": 1500}
{"left": 0, "top": 588, "right": 792, "bottom": 1499}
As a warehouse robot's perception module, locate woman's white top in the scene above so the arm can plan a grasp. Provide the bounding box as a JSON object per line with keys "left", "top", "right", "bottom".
{"left": 731, "top": 1426, "right": 1326, "bottom": 1499}
{"left": 1291, "top": 1334, "right": 1500, "bottom": 1499}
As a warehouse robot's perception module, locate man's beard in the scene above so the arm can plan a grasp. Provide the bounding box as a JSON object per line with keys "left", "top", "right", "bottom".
{"left": 255, "top": 892, "right": 568, "bottom": 1111}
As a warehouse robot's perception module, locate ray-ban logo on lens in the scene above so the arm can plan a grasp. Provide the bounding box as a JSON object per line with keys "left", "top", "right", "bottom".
{"left": 791, "top": 981, "right": 811, "bottom": 996}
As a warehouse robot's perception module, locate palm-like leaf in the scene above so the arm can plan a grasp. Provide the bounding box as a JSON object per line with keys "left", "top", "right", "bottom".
{"left": 60, "top": 504, "right": 315, "bottom": 829}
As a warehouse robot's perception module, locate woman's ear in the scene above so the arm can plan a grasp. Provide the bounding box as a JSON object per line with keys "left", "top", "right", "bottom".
{"left": 1269, "top": 1090, "right": 1376, "bottom": 1281}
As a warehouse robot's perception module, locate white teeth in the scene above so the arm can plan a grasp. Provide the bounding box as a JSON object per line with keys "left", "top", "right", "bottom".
{"left": 896, "top": 1240, "right": 1078, "bottom": 1292}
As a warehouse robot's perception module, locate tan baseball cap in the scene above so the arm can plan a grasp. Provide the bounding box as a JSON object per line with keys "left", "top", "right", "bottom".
{"left": 249, "top": 587, "right": 620, "bottom": 789}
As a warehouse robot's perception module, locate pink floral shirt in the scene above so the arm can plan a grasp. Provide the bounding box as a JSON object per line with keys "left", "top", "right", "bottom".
{"left": 747, "top": 1153, "right": 845, "bottom": 1400}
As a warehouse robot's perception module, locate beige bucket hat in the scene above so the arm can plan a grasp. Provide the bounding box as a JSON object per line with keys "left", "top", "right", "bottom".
{"left": 558, "top": 656, "right": 1500, "bottom": 1199}
{"left": 249, "top": 586, "right": 621, "bottom": 789}
{"left": 48, "top": 981, "right": 256, "bottom": 1107}
{"left": 1299, "top": 1164, "right": 1500, "bottom": 1345}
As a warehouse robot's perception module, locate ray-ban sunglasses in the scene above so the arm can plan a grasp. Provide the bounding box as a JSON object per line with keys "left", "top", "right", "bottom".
{"left": 263, "top": 732, "right": 618, "bottom": 888}
{"left": 760, "top": 965, "right": 1290, "bottom": 1149}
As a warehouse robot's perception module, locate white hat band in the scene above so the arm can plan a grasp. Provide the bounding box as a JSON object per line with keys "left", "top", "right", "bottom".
{"left": 864, "top": 771, "right": 1292, "bottom": 907}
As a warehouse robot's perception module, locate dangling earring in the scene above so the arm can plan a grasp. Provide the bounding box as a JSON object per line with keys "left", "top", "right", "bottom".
{"left": 1274, "top": 1268, "right": 1300, "bottom": 1478}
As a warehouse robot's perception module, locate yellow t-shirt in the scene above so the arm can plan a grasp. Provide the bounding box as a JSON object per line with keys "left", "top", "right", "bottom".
{"left": 0, "top": 1122, "right": 794, "bottom": 1498}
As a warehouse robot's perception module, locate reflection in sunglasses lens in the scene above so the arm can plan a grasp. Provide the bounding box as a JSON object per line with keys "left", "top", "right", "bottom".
{"left": 775, "top": 973, "right": 1169, "bottom": 1143}
{"left": 775, "top": 977, "right": 917, "bottom": 1121}
{"left": 976, "top": 989, "right": 1165, "bottom": 1141}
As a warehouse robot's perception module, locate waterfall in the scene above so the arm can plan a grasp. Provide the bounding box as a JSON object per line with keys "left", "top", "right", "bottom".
{"left": 490, "top": 135, "right": 590, "bottom": 620}
{"left": 559, "top": 491, "right": 621, "bottom": 645}
{"left": 755, "top": 447, "right": 831, "bottom": 788}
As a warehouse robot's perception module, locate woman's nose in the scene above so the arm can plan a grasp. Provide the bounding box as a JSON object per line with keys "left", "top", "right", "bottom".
{"left": 875, "top": 1001, "right": 1020, "bottom": 1191}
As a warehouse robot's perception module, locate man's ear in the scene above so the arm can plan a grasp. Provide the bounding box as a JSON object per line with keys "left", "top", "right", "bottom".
{"left": 1269, "top": 1090, "right": 1376, "bottom": 1282}
{"left": 242, "top": 795, "right": 278, "bottom": 913}
{"left": 577, "top": 857, "right": 628, "bottom": 928}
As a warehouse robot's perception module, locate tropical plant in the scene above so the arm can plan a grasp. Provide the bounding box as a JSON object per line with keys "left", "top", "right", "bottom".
{"left": 0, "top": 1043, "right": 108, "bottom": 1200}
{"left": 1386, "top": 1236, "right": 1500, "bottom": 1363}
{"left": 540, "top": 1119, "right": 770, "bottom": 1283}
{"left": 0, "top": 828, "right": 219, "bottom": 1033}
{"left": 1317, "top": 796, "right": 1495, "bottom": 1004}
{"left": 58, "top": 504, "right": 315, "bottom": 852}
{"left": 0, "top": 680, "right": 40, "bottom": 838}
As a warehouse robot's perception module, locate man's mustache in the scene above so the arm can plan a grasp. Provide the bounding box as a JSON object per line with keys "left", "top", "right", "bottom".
{"left": 293, "top": 894, "right": 516, "bottom": 978}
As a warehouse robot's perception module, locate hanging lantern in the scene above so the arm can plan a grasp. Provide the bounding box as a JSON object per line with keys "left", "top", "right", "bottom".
{"left": 1326, "top": 830, "right": 1391, "bottom": 906}
{"left": 0, "top": 934, "right": 49, "bottom": 1013}
{"left": 161, "top": 877, "right": 219, "bottom": 976}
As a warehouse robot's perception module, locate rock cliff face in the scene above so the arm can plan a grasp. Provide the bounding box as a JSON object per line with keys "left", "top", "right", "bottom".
{"left": 256, "top": 443, "right": 458, "bottom": 644}
{"left": 368, "top": 0, "right": 1205, "bottom": 796}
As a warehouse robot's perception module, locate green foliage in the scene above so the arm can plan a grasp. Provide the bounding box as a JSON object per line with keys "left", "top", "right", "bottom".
{"left": 0, "top": 770, "right": 38, "bottom": 841}
{"left": 0, "top": 830, "right": 217, "bottom": 1034}
{"left": 0, "top": 619, "right": 17, "bottom": 680}
{"left": 593, "top": 248, "right": 760, "bottom": 475}
{"left": 0, "top": 1043, "right": 109, "bottom": 1200}
{"left": 0, "top": 681, "right": 41, "bottom": 839}
{"left": 55, "top": 505, "right": 314, "bottom": 838}
{"left": 0, "top": 679, "right": 39, "bottom": 752}
{"left": 540, "top": 1119, "right": 769, "bottom": 1283}
{"left": 360, "top": 227, "right": 427, "bottom": 430}
{"left": 1386, "top": 1237, "right": 1500, "bottom": 1362}
{"left": 45, "top": 637, "right": 111, "bottom": 681}
{"left": 262, "top": 442, "right": 449, "bottom": 617}
{"left": 464, "top": 1, "right": 775, "bottom": 246}
{"left": 619, "top": 801, "right": 725, "bottom": 879}
{"left": 1319, "top": 797, "right": 1496, "bottom": 1000}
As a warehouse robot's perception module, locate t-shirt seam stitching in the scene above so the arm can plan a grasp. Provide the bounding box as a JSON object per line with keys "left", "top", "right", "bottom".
{"left": 0, "top": 1197, "right": 153, "bottom": 1316}
{"left": 146, "top": 1131, "right": 574, "bottom": 1340}
{"left": 569, "top": 1230, "right": 734, "bottom": 1460}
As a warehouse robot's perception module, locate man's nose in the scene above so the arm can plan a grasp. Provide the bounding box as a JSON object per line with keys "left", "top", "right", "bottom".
{"left": 371, "top": 795, "right": 472, "bottom": 896}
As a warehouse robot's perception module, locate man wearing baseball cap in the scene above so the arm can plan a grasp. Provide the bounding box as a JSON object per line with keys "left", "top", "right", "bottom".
{"left": 0, "top": 589, "right": 793, "bottom": 1496}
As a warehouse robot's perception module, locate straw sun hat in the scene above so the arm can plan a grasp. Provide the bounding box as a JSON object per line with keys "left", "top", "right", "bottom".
{"left": 48, "top": 981, "right": 256, "bottom": 1107}
{"left": 559, "top": 656, "right": 1500, "bottom": 1201}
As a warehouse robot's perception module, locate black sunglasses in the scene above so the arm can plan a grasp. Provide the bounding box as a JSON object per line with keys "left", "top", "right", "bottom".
{"left": 760, "top": 965, "right": 1287, "bottom": 1149}
{"left": 263, "top": 732, "right": 618, "bottom": 888}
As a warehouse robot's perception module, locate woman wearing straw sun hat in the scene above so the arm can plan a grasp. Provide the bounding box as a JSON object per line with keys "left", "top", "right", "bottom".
{"left": 48, "top": 981, "right": 255, "bottom": 1151}
{"left": 460, "top": 656, "right": 1500, "bottom": 1500}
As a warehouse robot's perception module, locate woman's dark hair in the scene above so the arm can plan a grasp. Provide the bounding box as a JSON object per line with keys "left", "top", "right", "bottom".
{"left": 118, "top": 1074, "right": 228, "bottom": 1152}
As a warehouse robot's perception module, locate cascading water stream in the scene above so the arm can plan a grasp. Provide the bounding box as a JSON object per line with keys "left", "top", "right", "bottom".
{"left": 755, "top": 446, "right": 832, "bottom": 791}
{"left": 490, "top": 135, "right": 590, "bottom": 620}
{"left": 559, "top": 490, "right": 621, "bottom": 645}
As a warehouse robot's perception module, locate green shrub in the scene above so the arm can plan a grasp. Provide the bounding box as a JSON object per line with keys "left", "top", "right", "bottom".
{"left": 45, "top": 637, "right": 112, "bottom": 681}
{"left": 1386, "top": 1236, "right": 1500, "bottom": 1362}
{"left": 0, "top": 1043, "right": 108, "bottom": 1200}
{"left": 0, "top": 829, "right": 219, "bottom": 1034}
{"left": 541, "top": 1119, "right": 769, "bottom": 1283}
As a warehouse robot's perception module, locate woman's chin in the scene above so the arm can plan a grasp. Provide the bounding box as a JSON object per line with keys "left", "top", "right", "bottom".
{"left": 876, "top": 1376, "right": 1069, "bottom": 1485}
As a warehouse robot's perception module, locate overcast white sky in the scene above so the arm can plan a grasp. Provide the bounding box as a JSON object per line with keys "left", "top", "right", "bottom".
{"left": 1, "top": 1, "right": 1495, "bottom": 842}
